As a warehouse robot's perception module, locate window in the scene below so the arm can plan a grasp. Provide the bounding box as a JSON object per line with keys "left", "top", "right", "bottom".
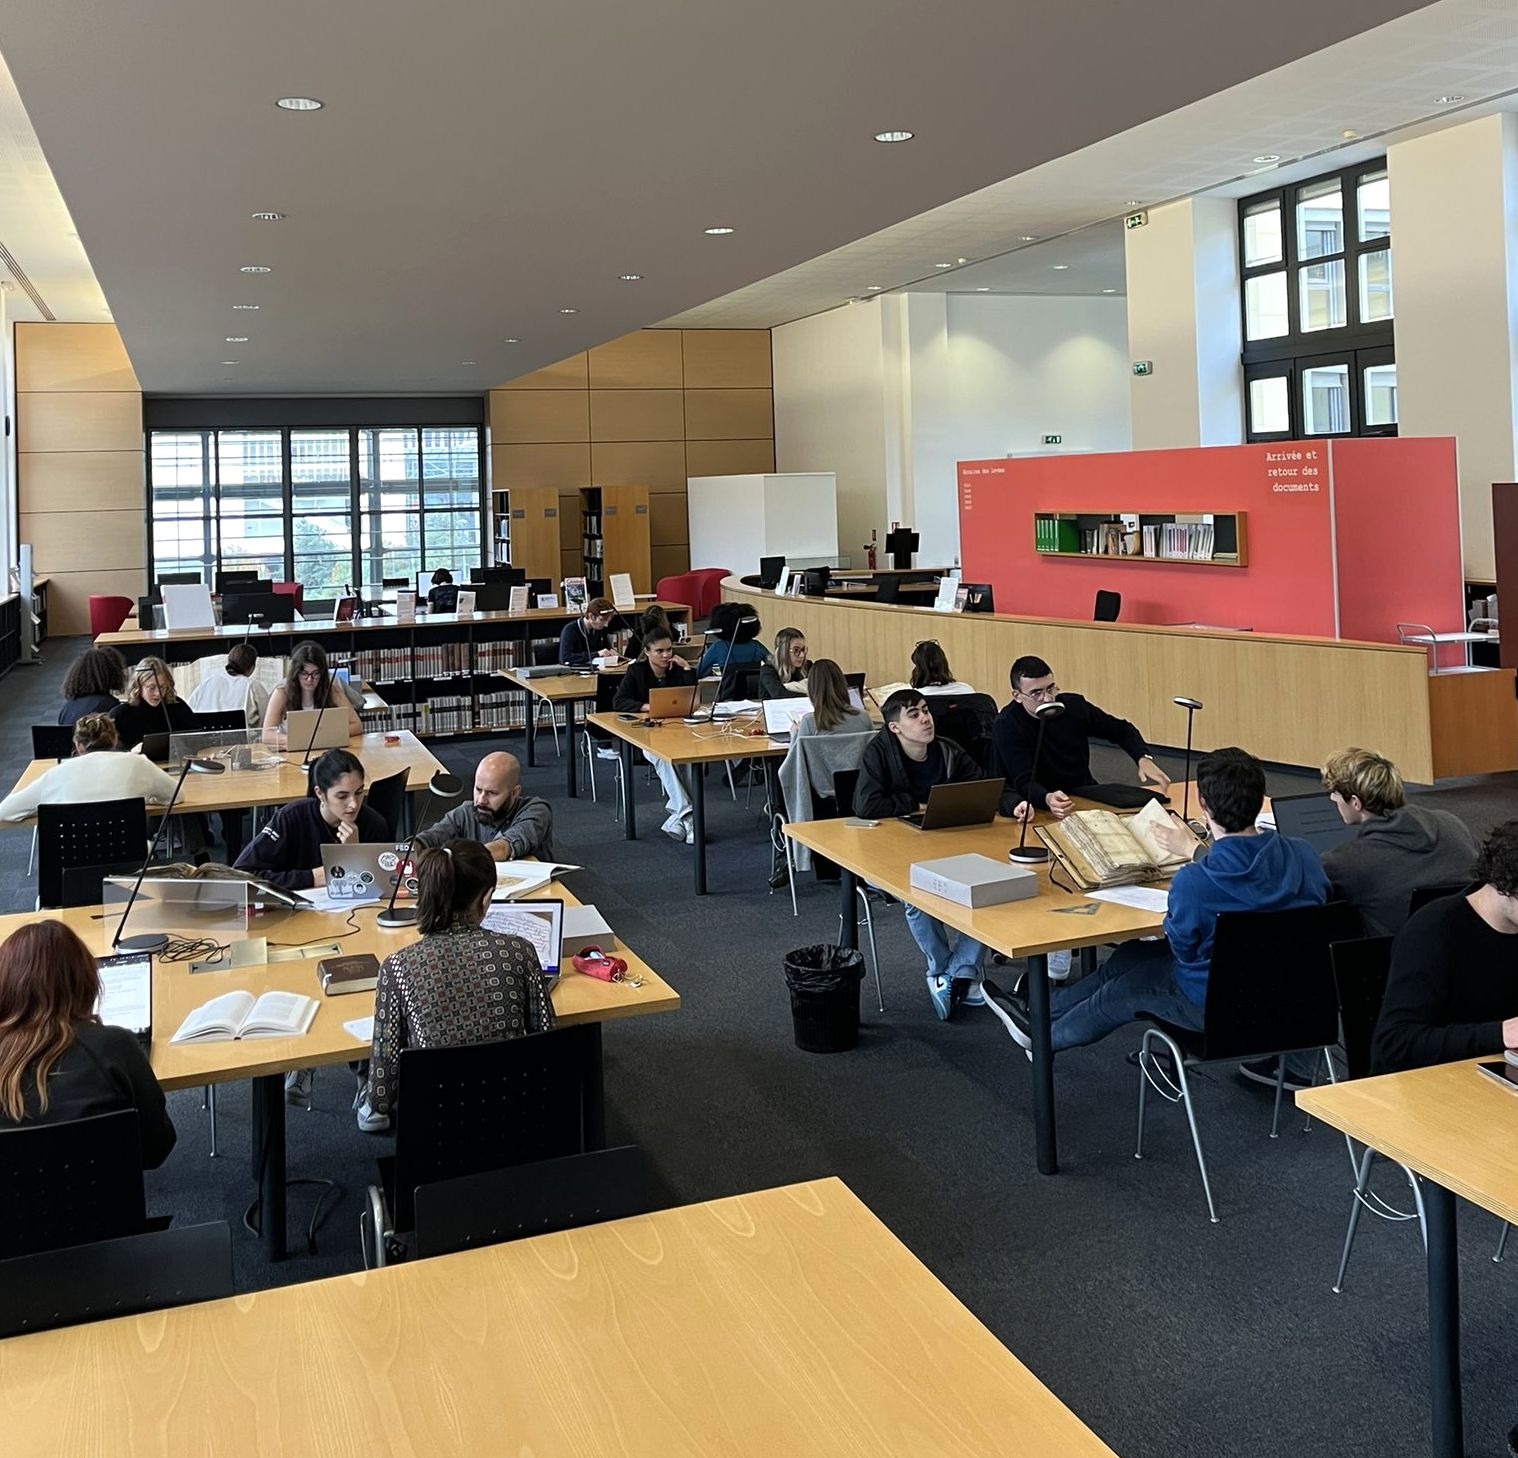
{"left": 1240, "top": 160, "right": 1394, "bottom": 439}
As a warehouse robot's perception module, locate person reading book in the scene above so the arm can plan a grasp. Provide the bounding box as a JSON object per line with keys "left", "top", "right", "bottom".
{"left": 985, "top": 747, "right": 1327, "bottom": 1056}
{"left": 558, "top": 596, "right": 616, "bottom": 665}
{"left": 356, "top": 840, "right": 556, "bottom": 1132}
{"left": 412, "top": 750, "right": 553, "bottom": 861}
{"left": 0, "top": 922, "right": 176, "bottom": 1168}
{"left": 613, "top": 629, "right": 698, "bottom": 843}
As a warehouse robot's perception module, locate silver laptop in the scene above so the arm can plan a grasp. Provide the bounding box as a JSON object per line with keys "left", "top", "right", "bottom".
{"left": 320, "top": 843, "right": 405, "bottom": 902}
{"left": 899, "top": 777, "right": 1004, "bottom": 830}
{"left": 482, "top": 897, "right": 565, "bottom": 983}
{"left": 1269, "top": 793, "right": 1359, "bottom": 855}
{"left": 285, "top": 707, "right": 351, "bottom": 752}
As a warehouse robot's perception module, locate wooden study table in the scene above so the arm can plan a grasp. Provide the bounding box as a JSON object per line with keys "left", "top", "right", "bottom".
{"left": 1298, "top": 1061, "right": 1518, "bottom": 1458}
{"left": 0, "top": 1177, "right": 1119, "bottom": 1458}
{"left": 587, "top": 709, "right": 790, "bottom": 895}
{"left": 0, "top": 887, "right": 680, "bottom": 1260}
{"left": 784, "top": 813, "right": 1169, "bottom": 1177}
{"left": 500, "top": 666, "right": 603, "bottom": 797}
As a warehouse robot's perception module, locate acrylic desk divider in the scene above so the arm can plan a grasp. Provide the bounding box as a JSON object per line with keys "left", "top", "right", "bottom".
{"left": 167, "top": 728, "right": 284, "bottom": 772}
{"left": 101, "top": 875, "right": 257, "bottom": 956}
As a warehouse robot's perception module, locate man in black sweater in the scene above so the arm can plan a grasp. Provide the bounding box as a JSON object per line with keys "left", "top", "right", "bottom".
{"left": 854, "top": 690, "right": 993, "bottom": 1021}
{"left": 990, "top": 655, "right": 1170, "bottom": 820}
{"left": 1373, "top": 820, "right": 1518, "bottom": 1074}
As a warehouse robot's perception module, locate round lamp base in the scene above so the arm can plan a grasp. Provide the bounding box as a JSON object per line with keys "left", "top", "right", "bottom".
{"left": 1007, "top": 845, "right": 1051, "bottom": 865}
{"left": 375, "top": 907, "right": 419, "bottom": 930}
{"left": 117, "top": 932, "right": 171, "bottom": 952}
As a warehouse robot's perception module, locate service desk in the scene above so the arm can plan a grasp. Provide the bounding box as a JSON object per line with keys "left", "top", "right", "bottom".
{"left": 723, "top": 579, "right": 1514, "bottom": 783}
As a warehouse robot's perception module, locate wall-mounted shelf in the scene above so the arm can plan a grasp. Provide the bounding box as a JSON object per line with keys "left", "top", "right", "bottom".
{"left": 1033, "top": 510, "right": 1248, "bottom": 567}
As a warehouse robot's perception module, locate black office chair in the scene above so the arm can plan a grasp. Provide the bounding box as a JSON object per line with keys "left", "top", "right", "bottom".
{"left": 873, "top": 576, "right": 902, "bottom": 604}
{"left": 1094, "top": 589, "right": 1122, "bottom": 622}
{"left": 1133, "top": 901, "right": 1361, "bottom": 1222}
{"left": 365, "top": 769, "right": 409, "bottom": 841}
{"left": 0, "top": 1111, "right": 150, "bottom": 1260}
{"left": 30, "top": 724, "right": 76, "bottom": 760}
{"left": 36, "top": 797, "right": 150, "bottom": 911}
{"left": 414, "top": 1146, "right": 651, "bottom": 1259}
{"left": 0, "top": 1221, "right": 233, "bottom": 1339}
{"left": 1408, "top": 882, "right": 1469, "bottom": 916}
{"left": 923, "top": 694, "right": 998, "bottom": 774}
{"left": 363, "top": 1027, "right": 594, "bottom": 1267}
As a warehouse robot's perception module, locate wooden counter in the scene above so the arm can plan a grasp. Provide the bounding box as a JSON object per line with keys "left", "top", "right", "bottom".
{"left": 723, "top": 579, "right": 1515, "bottom": 783}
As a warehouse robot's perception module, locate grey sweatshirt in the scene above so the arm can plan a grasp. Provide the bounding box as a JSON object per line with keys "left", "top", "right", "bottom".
{"left": 412, "top": 794, "right": 555, "bottom": 860}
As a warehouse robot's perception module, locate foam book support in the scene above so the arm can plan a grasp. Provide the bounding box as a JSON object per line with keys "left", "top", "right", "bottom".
{"left": 909, "top": 854, "right": 1038, "bottom": 908}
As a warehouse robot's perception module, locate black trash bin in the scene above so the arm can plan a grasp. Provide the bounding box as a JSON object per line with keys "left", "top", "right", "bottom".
{"left": 784, "top": 944, "right": 866, "bottom": 1053}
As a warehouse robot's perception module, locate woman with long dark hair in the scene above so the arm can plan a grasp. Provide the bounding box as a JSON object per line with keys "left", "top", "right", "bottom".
{"left": 262, "top": 640, "right": 362, "bottom": 743}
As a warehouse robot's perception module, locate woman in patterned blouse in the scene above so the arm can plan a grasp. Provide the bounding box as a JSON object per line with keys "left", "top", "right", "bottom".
{"left": 356, "top": 839, "right": 555, "bottom": 1131}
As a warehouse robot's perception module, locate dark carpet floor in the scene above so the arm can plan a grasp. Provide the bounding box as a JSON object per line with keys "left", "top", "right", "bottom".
{"left": 6, "top": 640, "right": 1518, "bottom": 1458}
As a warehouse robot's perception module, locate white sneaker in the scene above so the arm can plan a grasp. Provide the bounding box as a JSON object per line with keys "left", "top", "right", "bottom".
{"left": 355, "top": 1099, "right": 390, "bottom": 1134}
{"left": 958, "top": 979, "right": 987, "bottom": 1007}
{"left": 1048, "top": 949, "right": 1073, "bottom": 981}
{"left": 284, "top": 1067, "right": 313, "bottom": 1109}
{"left": 683, "top": 820, "right": 695, "bottom": 845}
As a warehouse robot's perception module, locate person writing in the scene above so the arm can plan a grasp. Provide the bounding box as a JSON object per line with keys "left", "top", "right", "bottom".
{"left": 187, "top": 642, "right": 270, "bottom": 728}
{"left": 795, "top": 659, "right": 871, "bottom": 739}
{"left": 559, "top": 596, "right": 617, "bottom": 666}
{"left": 759, "top": 627, "right": 810, "bottom": 698}
{"left": 57, "top": 646, "right": 127, "bottom": 726}
{"left": 0, "top": 922, "right": 176, "bottom": 1167}
{"left": 356, "top": 839, "right": 555, "bottom": 1132}
{"left": 110, "top": 658, "right": 197, "bottom": 750}
{"left": 262, "top": 641, "right": 362, "bottom": 744}
{"left": 0, "top": 713, "right": 176, "bottom": 822}
{"left": 992, "top": 654, "right": 1170, "bottom": 819}
{"left": 613, "top": 628, "right": 697, "bottom": 842}
{"left": 412, "top": 750, "right": 554, "bottom": 861}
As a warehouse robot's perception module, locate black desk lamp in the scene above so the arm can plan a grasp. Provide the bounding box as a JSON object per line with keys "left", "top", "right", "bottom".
{"left": 376, "top": 770, "right": 464, "bottom": 929}
{"left": 1173, "top": 696, "right": 1204, "bottom": 829}
{"left": 1008, "top": 700, "right": 1066, "bottom": 865}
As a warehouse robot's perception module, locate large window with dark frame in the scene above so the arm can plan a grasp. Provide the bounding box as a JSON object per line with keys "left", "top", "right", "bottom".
{"left": 148, "top": 423, "right": 485, "bottom": 596}
{"left": 1240, "top": 160, "right": 1395, "bottom": 441}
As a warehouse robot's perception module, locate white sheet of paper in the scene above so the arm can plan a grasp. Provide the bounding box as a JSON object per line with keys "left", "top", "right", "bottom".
{"left": 284, "top": 886, "right": 363, "bottom": 914}
{"left": 537, "top": 593, "right": 559, "bottom": 609}
{"left": 762, "top": 697, "right": 812, "bottom": 735}
{"left": 455, "top": 589, "right": 477, "bottom": 616}
{"left": 609, "top": 572, "right": 636, "bottom": 611}
{"left": 933, "top": 574, "right": 961, "bottom": 613}
{"left": 343, "top": 1016, "right": 374, "bottom": 1043}
{"left": 164, "top": 582, "right": 216, "bottom": 629}
{"left": 1086, "top": 886, "right": 1171, "bottom": 913}
{"left": 482, "top": 904, "right": 558, "bottom": 966}
{"left": 508, "top": 585, "right": 529, "bottom": 614}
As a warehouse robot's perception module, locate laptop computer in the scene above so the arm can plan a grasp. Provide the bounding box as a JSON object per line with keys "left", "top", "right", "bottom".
{"left": 482, "top": 897, "right": 565, "bottom": 985}
{"left": 647, "top": 683, "right": 701, "bottom": 720}
{"left": 95, "top": 951, "right": 152, "bottom": 1048}
{"left": 758, "top": 555, "right": 785, "bottom": 589}
{"left": 285, "top": 708, "right": 351, "bottom": 752}
{"left": 320, "top": 843, "right": 405, "bottom": 902}
{"left": 899, "top": 777, "right": 1004, "bottom": 830}
{"left": 139, "top": 731, "right": 172, "bottom": 763}
{"left": 1268, "top": 792, "right": 1360, "bottom": 855}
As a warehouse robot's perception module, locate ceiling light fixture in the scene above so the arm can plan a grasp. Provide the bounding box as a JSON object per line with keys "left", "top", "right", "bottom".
{"left": 618, "top": 273, "right": 643, "bottom": 281}
{"left": 1101, "top": 288, "right": 1118, "bottom": 294}
{"left": 1251, "top": 155, "right": 1280, "bottom": 164}
{"left": 503, "top": 337, "right": 520, "bottom": 344}
{"left": 231, "top": 303, "right": 259, "bottom": 310}
{"left": 1436, "top": 94, "right": 1465, "bottom": 104}
{"left": 975, "top": 287, "right": 991, "bottom": 292}
{"left": 559, "top": 307, "right": 578, "bottom": 314}
{"left": 220, "top": 360, "right": 240, "bottom": 366}
{"left": 873, "top": 130, "right": 914, "bottom": 143}
{"left": 957, "top": 256, "right": 968, "bottom": 264}
{"left": 461, "top": 361, "right": 477, "bottom": 366}
{"left": 1018, "top": 235, "right": 1038, "bottom": 242}
{"left": 704, "top": 226, "right": 735, "bottom": 235}
{"left": 251, "top": 211, "right": 285, "bottom": 222}
{"left": 224, "top": 336, "right": 249, "bottom": 343}
{"left": 239, "top": 265, "right": 271, "bottom": 273}
{"left": 1051, "top": 264, "right": 1070, "bottom": 270}
{"left": 933, "top": 262, "right": 953, "bottom": 269}
{"left": 1126, "top": 200, "right": 1143, "bottom": 206}
{"left": 276, "top": 97, "right": 323, "bottom": 111}
{"left": 866, "top": 285, "right": 882, "bottom": 291}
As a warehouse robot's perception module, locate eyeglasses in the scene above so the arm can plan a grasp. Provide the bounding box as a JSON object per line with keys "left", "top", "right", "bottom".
{"left": 1016, "top": 682, "right": 1060, "bottom": 702}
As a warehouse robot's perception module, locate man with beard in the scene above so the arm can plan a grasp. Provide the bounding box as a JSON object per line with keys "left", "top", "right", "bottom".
{"left": 412, "top": 750, "right": 553, "bottom": 861}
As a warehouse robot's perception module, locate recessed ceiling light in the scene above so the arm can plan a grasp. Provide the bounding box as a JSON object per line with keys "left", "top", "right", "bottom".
{"left": 239, "top": 265, "right": 271, "bottom": 273}
{"left": 1251, "top": 155, "right": 1280, "bottom": 164}
{"left": 1101, "top": 288, "right": 1118, "bottom": 294}
{"left": 1050, "top": 264, "right": 1070, "bottom": 270}
{"left": 873, "top": 129, "right": 914, "bottom": 143}
{"left": 933, "top": 262, "right": 953, "bottom": 269}
{"left": 1018, "top": 235, "right": 1038, "bottom": 242}
{"left": 866, "top": 285, "right": 882, "bottom": 291}
{"left": 1126, "top": 200, "right": 1144, "bottom": 207}
{"left": 231, "top": 303, "right": 259, "bottom": 310}
{"left": 975, "top": 287, "right": 991, "bottom": 292}
{"left": 220, "top": 360, "right": 239, "bottom": 366}
{"left": 703, "top": 226, "right": 735, "bottom": 235}
{"left": 276, "top": 97, "right": 323, "bottom": 111}
{"left": 618, "top": 273, "right": 643, "bottom": 281}
{"left": 956, "top": 256, "right": 968, "bottom": 264}
{"left": 224, "top": 336, "right": 249, "bottom": 343}
{"left": 251, "top": 211, "right": 285, "bottom": 222}
{"left": 461, "top": 361, "right": 477, "bottom": 366}
{"left": 503, "top": 337, "right": 520, "bottom": 344}
{"left": 1342, "top": 129, "right": 1360, "bottom": 141}
{"left": 1436, "top": 94, "right": 1465, "bottom": 104}
{"left": 559, "top": 307, "right": 578, "bottom": 314}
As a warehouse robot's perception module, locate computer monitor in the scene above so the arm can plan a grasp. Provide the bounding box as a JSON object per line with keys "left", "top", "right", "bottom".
{"left": 222, "top": 590, "right": 294, "bottom": 626}
{"left": 416, "top": 569, "right": 456, "bottom": 597}
{"left": 884, "top": 527, "right": 919, "bottom": 569}
{"left": 471, "top": 565, "right": 525, "bottom": 587}
{"left": 156, "top": 572, "right": 203, "bottom": 593}
{"left": 215, "top": 569, "right": 261, "bottom": 596}
{"left": 958, "top": 582, "right": 995, "bottom": 614}
{"left": 758, "top": 555, "right": 785, "bottom": 589}
{"left": 471, "top": 580, "right": 513, "bottom": 612}
{"left": 802, "top": 567, "right": 831, "bottom": 597}
{"left": 526, "top": 577, "right": 552, "bottom": 599}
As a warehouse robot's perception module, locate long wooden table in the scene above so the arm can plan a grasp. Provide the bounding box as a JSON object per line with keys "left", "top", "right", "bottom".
{"left": 0, "top": 1177, "right": 1119, "bottom": 1458}
{"left": 1298, "top": 1061, "right": 1518, "bottom": 1458}
{"left": 500, "top": 667, "right": 601, "bottom": 798}
{"left": 1, "top": 730, "right": 448, "bottom": 830}
{"left": 0, "top": 887, "right": 679, "bottom": 1260}
{"left": 784, "top": 813, "right": 1168, "bottom": 1177}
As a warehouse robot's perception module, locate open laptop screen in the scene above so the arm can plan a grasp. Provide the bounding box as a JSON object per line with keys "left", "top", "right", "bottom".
{"left": 96, "top": 952, "right": 152, "bottom": 1045}
{"left": 483, "top": 898, "right": 565, "bottom": 981}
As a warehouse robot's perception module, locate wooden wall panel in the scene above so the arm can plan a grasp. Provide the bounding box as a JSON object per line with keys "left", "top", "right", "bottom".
{"left": 19, "top": 391, "right": 142, "bottom": 454}
{"left": 493, "top": 355, "right": 588, "bottom": 391}
{"left": 591, "top": 440, "right": 687, "bottom": 490}
{"left": 40, "top": 569, "right": 147, "bottom": 638}
{"left": 15, "top": 323, "right": 139, "bottom": 393}
{"left": 19, "top": 509, "right": 145, "bottom": 571}
{"left": 490, "top": 443, "right": 591, "bottom": 490}
{"left": 652, "top": 543, "right": 691, "bottom": 582}
{"left": 492, "top": 390, "right": 589, "bottom": 445}
{"left": 682, "top": 329, "right": 773, "bottom": 388}
{"left": 683, "top": 389, "right": 773, "bottom": 440}
{"left": 650, "top": 490, "right": 689, "bottom": 546}
{"left": 686, "top": 438, "right": 776, "bottom": 476}
{"left": 590, "top": 389, "right": 683, "bottom": 442}
{"left": 588, "top": 331, "right": 683, "bottom": 389}
{"left": 19, "top": 451, "right": 143, "bottom": 512}
{"left": 601, "top": 486, "right": 652, "bottom": 595}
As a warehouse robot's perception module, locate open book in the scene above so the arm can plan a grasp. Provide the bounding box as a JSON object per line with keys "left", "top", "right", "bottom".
{"left": 170, "top": 990, "right": 319, "bottom": 1044}
{"left": 1036, "top": 800, "right": 1202, "bottom": 890}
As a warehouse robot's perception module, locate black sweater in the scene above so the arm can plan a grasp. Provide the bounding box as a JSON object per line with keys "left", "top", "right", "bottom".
{"left": 612, "top": 659, "right": 696, "bottom": 714}
{"left": 558, "top": 619, "right": 612, "bottom": 666}
{"left": 0, "top": 1021, "right": 176, "bottom": 1169}
{"left": 59, "top": 692, "right": 118, "bottom": 727}
{"left": 233, "top": 796, "right": 391, "bottom": 890}
{"left": 990, "top": 692, "right": 1148, "bottom": 808}
{"left": 109, "top": 697, "right": 197, "bottom": 749}
{"left": 853, "top": 730, "right": 984, "bottom": 819}
{"left": 1372, "top": 894, "right": 1518, "bottom": 1073}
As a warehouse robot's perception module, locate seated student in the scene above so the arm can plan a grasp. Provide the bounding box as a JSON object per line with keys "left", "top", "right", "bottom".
{"left": 985, "top": 747, "right": 1328, "bottom": 1056}
{"left": 262, "top": 640, "right": 362, "bottom": 744}
{"left": 1317, "top": 746, "right": 1478, "bottom": 938}
{"left": 356, "top": 839, "right": 555, "bottom": 1132}
{"left": 426, "top": 568, "right": 459, "bottom": 613}
{"left": 855, "top": 689, "right": 1003, "bottom": 1019}
{"left": 58, "top": 646, "right": 128, "bottom": 727}
{"left": 559, "top": 596, "right": 617, "bottom": 666}
{"left": 187, "top": 643, "right": 271, "bottom": 728}
{"left": 413, "top": 750, "right": 553, "bottom": 861}
{"left": 624, "top": 604, "right": 675, "bottom": 660}
{"left": 759, "top": 627, "right": 810, "bottom": 698}
{"left": 0, "top": 921, "right": 176, "bottom": 1167}
{"left": 110, "top": 657, "right": 198, "bottom": 750}
{"left": 909, "top": 640, "right": 975, "bottom": 696}
{"left": 795, "top": 659, "right": 872, "bottom": 739}
{"left": 697, "top": 602, "right": 770, "bottom": 680}
{"left": 991, "top": 654, "right": 1170, "bottom": 820}
{"left": 0, "top": 713, "right": 176, "bottom": 821}
{"left": 613, "top": 628, "right": 698, "bottom": 843}
{"left": 1373, "top": 821, "right": 1518, "bottom": 1074}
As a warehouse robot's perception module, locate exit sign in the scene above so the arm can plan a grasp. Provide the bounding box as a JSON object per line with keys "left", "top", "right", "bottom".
{"left": 1124, "top": 210, "right": 1148, "bottom": 229}
{"left": 1132, "top": 360, "right": 1154, "bottom": 376}
{"left": 1041, "top": 434, "right": 1062, "bottom": 446}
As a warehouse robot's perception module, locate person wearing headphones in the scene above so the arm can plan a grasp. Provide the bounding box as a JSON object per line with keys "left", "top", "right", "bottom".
{"left": 559, "top": 596, "right": 617, "bottom": 666}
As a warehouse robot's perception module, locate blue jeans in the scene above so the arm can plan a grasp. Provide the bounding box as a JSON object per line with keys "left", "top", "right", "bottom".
{"left": 904, "top": 904, "right": 986, "bottom": 981}
{"left": 1047, "top": 939, "right": 1202, "bottom": 1052}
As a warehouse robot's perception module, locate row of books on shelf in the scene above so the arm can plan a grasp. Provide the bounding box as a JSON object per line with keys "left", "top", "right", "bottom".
{"left": 358, "top": 693, "right": 526, "bottom": 736}
{"left": 1035, "top": 514, "right": 1221, "bottom": 561}
{"left": 340, "top": 638, "right": 535, "bottom": 682}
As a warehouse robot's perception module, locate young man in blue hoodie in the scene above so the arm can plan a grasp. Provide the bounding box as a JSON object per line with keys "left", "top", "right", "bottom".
{"left": 987, "top": 746, "right": 1328, "bottom": 1054}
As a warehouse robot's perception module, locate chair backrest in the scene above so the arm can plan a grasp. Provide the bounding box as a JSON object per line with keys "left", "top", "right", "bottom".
{"left": 0, "top": 1110, "right": 148, "bottom": 1259}
{"left": 1200, "top": 902, "right": 1362, "bottom": 1062}
{"left": 777, "top": 733, "right": 871, "bottom": 820}
{"left": 272, "top": 581, "right": 305, "bottom": 611}
{"left": 1094, "top": 589, "right": 1121, "bottom": 622}
{"left": 60, "top": 859, "right": 144, "bottom": 910}
{"left": 532, "top": 640, "right": 560, "bottom": 666}
{"left": 414, "top": 1146, "right": 651, "bottom": 1259}
{"left": 87, "top": 595, "right": 134, "bottom": 639}
{"left": 833, "top": 768, "right": 861, "bottom": 818}
{"left": 0, "top": 1221, "right": 233, "bottom": 1339}
{"left": 1329, "top": 936, "right": 1395, "bottom": 1081}
{"left": 31, "top": 724, "right": 76, "bottom": 760}
{"left": 365, "top": 768, "right": 409, "bottom": 841}
{"left": 391, "top": 1027, "right": 591, "bottom": 1231}
{"left": 36, "top": 797, "right": 150, "bottom": 911}
{"left": 689, "top": 568, "right": 731, "bottom": 619}
{"left": 874, "top": 576, "right": 902, "bottom": 604}
{"left": 925, "top": 693, "right": 998, "bottom": 772}
{"left": 1409, "top": 882, "right": 1468, "bottom": 917}
{"left": 654, "top": 573, "right": 700, "bottom": 612}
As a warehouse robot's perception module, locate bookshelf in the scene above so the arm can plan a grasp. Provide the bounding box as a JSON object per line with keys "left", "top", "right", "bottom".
{"left": 1033, "top": 510, "right": 1248, "bottom": 567}
{"left": 578, "top": 484, "right": 652, "bottom": 596}
{"left": 489, "top": 485, "right": 562, "bottom": 584}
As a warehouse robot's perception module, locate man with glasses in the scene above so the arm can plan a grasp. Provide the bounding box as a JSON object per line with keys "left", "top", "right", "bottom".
{"left": 559, "top": 597, "right": 619, "bottom": 666}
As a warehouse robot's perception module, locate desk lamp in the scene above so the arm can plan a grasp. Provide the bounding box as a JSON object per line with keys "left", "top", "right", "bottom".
{"left": 376, "top": 770, "right": 464, "bottom": 929}
{"left": 1008, "top": 700, "right": 1066, "bottom": 865}
{"left": 1173, "top": 696, "right": 1204, "bottom": 830}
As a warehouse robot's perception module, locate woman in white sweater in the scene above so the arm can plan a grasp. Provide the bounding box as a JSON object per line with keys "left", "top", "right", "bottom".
{"left": 0, "top": 714, "right": 177, "bottom": 822}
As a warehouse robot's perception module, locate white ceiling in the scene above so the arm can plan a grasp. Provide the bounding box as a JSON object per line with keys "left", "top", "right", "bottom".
{"left": 0, "top": 0, "right": 1432, "bottom": 393}
{"left": 922, "top": 223, "right": 1127, "bottom": 298}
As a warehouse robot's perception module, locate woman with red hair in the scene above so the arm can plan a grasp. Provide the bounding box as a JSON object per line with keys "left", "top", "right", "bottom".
{"left": 0, "top": 922, "right": 175, "bottom": 1167}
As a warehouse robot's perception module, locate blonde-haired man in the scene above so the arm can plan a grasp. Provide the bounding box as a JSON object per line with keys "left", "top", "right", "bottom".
{"left": 1320, "top": 747, "right": 1478, "bottom": 937}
